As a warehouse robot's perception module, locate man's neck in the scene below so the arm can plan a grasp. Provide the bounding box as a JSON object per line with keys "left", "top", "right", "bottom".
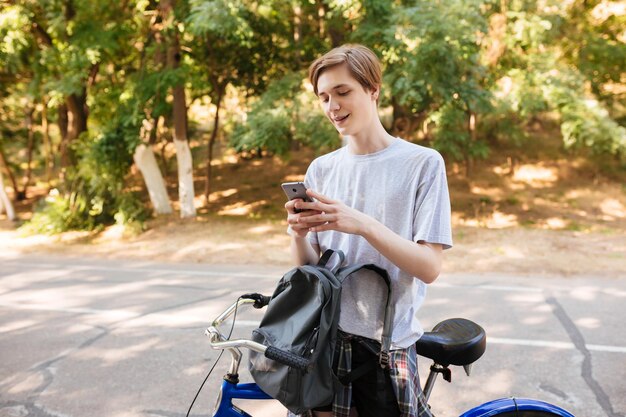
{"left": 346, "top": 122, "right": 395, "bottom": 155}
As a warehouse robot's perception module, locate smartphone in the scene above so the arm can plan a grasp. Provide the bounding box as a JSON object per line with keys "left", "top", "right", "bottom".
{"left": 281, "top": 182, "right": 313, "bottom": 213}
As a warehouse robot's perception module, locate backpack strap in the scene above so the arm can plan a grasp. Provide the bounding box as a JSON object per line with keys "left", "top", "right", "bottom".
{"left": 337, "top": 264, "right": 394, "bottom": 364}
{"left": 317, "top": 249, "right": 345, "bottom": 273}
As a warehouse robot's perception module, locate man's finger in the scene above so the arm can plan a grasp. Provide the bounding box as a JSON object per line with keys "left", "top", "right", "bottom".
{"left": 297, "top": 209, "right": 323, "bottom": 217}
{"left": 307, "top": 189, "right": 334, "bottom": 204}
{"left": 310, "top": 224, "right": 331, "bottom": 233}
{"left": 299, "top": 213, "right": 336, "bottom": 224}
{"left": 296, "top": 201, "right": 332, "bottom": 213}
{"left": 291, "top": 223, "right": 311, "bottom": 231}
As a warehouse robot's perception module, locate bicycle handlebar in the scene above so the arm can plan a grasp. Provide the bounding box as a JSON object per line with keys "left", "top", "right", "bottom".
{"left": 206, "top": 293, "right": 309, "bottom": 372}
{"left": 265, "top": 346, "right": 310, "bottom": 371}
{"left": 206, "top": 328, "right": 310, "bottom": 371}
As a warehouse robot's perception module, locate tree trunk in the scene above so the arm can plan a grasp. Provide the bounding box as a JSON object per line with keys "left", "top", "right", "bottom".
{"left": 133, "top": 117, "right": 172, "bottom": 215}
{"left": 172, "top": 138, "right": 196, "bottom": 218}
{"left": 60, "top": 92, "right": 88, "bottom": 169}
{"left": 133, "top": 144, "right": 173, "bottom": 215}
{"left": 0, "top": 144, "right": 19, "bottom": 198}
{"left": 59, "top": 106, "right": 74, "bottom": 171}
{"left": 465, "top": 110, "right": 477, "bottom": 177}
{"left": 42, "top": 98, "right": 54, "bottom": 186}
{"left": 149, "top": 115, "right": 160, "bottom": 145}
{"left": 19, "top": 107, "right": 36, "bottom": 200}
{"left": 0, "top": 169, "right": 17, "bottom": 221}
{"left": 57, "top": 103, "right": 68, "bottom": 147}
{"left": 391, "top": 98, "right": 425, "bottom": 140}
{"left": 204, "top": 88, "right": 223, "bottom": 204}
{"left": 171, "top": 65, "right": 196, "bottom": 218}
{"left": 163, "top": 0, "right": 196, "bottom": 218}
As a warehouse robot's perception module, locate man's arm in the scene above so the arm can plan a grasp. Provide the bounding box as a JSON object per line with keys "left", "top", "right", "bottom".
{"left": 290, "top": 233, "right": 320, "bottom": 266}
{"left": 285, "top": 198, "right": 322, "bottom": 266}
{"left": 296, "top": 190, "right": 443, "bottom": 283}
{"left": 361, "top": 219, "right": 442, "bottom": 283}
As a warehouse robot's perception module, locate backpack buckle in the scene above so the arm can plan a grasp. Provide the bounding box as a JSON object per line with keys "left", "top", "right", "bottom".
{"left": 378, "top": 350, "right": 389, "bottom": 368}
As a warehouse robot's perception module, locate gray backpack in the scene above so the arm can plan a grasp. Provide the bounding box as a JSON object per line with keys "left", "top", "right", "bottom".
{"left": 248, "top": 249, "right": 394, "bottom": 414}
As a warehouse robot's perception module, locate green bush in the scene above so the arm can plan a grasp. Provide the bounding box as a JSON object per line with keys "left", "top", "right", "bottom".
{"left": 21, "top": 123, "right": 149, "bottom": 234}
{"left": 430, "top": 103, "right": 489, "bottom": 163}
{"left": 20, "top": 187, "right": 103, "bottom": 235}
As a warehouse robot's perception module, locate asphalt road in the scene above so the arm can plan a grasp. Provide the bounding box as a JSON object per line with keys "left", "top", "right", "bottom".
{"left": 1, "top": 254, "right": 625, "bottom": 417}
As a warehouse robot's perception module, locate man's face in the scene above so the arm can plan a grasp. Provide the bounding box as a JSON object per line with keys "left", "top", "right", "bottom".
{"left": 316, "top": 64, "right": 378, "bottom": 137}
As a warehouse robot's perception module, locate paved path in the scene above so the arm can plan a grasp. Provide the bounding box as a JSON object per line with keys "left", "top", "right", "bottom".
{"left": 1, "top": 254, "right": 625, "bottom": 417}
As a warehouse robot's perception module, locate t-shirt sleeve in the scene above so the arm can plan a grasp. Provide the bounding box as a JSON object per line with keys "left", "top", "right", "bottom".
{"left": 412, "top": 153, "right": 453, "bottom": 249}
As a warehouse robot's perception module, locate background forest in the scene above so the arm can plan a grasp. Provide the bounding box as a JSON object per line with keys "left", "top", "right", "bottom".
{"left": 0, "top": 0, "right": 625, "bottom": 236}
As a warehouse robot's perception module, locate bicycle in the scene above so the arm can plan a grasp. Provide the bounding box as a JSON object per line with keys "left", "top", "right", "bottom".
{"left": 200, "top": 293, "right": 576, "bottom": 417}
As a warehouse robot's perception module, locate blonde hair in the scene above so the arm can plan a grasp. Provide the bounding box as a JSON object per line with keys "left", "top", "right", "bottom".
{"left": 308, "top": 44, "right": 382, "bottom": 96}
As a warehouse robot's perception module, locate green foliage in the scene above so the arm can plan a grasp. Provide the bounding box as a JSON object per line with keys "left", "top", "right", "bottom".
{"left": 430, "top": 103, "right": 490, "bottom": 162}
{"left": 78, "top": 126, "right": 139, "bottom": 196}
{"left": 383, "top": 0, "right": 492, "bottom": 114}
{"left": 479, "top": 99, "right": 528, "bottom": 148}
{"left": 22, "top": 184, "right": 149, "bottom": 235}
{"left": 295, "top": 113, "right": 341, "bottom": 152}
{"left": 4, "top": 0, "right": 626, "bottom": 236}
{"left": 489, "top": 1, "right": 626, "bottom": 160}
{"left": 554, "top": 92, "right": 626, "bottom": 157}
{"left": 517, "top": 59, "right": 626, "bottom": 158}
{"left": 579, "top": 36, "right": 626, "bottom": 99}
{"left": 231, "top": 108, "right": 293, "bottom": 155}
{"left": 21, "top": 189, "right": 98, "bottom": 235}
{"left": 0, "top": 5, "right": 34, "bottom": 70}
{"left": 187, "top": 0, "right": 254, "bottom": 43}
{"left": 497, "top": 69, "right": 549, "bottom": 118}
{"left": 231, "top": 72, "right": 340, "bottom": 155}
{"left": 346, "top": 0, "right": 496, "bottom": 164}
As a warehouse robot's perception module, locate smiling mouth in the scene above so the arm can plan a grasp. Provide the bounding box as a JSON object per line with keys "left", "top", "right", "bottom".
{"left": 333, "top": 114, "right": 350, "bottom": 123}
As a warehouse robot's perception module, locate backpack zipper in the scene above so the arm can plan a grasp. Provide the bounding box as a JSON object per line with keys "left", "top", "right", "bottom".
{"left": 303, "top": 326, "right": 320, "bottom": 358}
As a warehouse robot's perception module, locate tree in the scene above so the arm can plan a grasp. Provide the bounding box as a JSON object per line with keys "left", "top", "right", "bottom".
{"left": 159, "top": 0, "right": 196, "bottom": 218}
{"left": 130, "top": 2, "right": 174, "bottom": 215}
{"left": 492, "top": 1, "right": 626, "bottom": 160}
{"left": 187, "top": 0, "right": 328, "bottom": 201}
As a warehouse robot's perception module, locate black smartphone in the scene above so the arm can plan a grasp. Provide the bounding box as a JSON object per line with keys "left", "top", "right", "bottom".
{"left": 281, "top": 182, "right": 313, "bottom": 213}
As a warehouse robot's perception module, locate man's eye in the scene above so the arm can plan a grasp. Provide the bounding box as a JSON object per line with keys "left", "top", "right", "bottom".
{"left": 320, "top": 97, "right": 329, "bottom": 103}
{"left": 338, "top": 91, "right": 350, "bottom": 96}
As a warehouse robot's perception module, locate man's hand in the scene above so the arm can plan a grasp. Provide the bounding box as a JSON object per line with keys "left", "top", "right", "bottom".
{"left": 294, "top": 189, "right": 374, "bottom": 236}
{"left": 285, "top": 198, "right": 325, "bottom": 238}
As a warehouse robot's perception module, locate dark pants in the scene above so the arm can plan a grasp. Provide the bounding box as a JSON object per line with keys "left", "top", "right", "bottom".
{"left": 313, "top": 339, "right": 401, "bottom": 416}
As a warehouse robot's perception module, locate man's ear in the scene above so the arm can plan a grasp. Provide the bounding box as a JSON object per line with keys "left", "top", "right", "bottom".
{"left": 371, "top": 86, "right": 380, "bottom": 101}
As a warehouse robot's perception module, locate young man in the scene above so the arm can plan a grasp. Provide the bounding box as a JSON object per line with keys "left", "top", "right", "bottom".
{"left": 285, "top": 44, "right": 453, "bottom": 417}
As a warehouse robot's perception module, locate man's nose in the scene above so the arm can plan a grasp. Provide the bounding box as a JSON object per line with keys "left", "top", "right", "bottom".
{"left": 328, "top": 97, "right": 340, "bottom": 111}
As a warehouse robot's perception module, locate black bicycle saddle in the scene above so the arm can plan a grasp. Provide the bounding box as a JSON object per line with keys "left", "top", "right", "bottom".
{"left": 415, "top": 318, "right": 486, "bottom": 366}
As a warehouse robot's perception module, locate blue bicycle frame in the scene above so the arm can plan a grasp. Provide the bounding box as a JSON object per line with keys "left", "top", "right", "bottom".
{"left": 213, "top": 381, "right": 576, "bottom": 417}
{"left": 213, "top": 380, "right": 272, "bottom": 417}
{"left": 460, "top": 397, "right": 575, "bottom": 417}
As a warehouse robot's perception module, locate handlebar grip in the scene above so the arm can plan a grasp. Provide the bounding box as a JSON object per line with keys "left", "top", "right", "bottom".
{"left": 265, "top": 346, "right": 310, "bottom": 371}
{"left": 257, "top": 295, "right": 271, "bottom": 308}
{"left": 241, "top": 293, "right": 271, "bottom": 309}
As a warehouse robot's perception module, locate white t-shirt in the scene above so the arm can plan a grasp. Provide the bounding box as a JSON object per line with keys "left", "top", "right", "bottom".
{"left": 304, "top": 138, "right": 453, "bottom": 349}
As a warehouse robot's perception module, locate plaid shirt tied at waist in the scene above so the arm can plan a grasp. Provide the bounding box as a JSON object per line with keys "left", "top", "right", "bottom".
{"left": 289, "top": 335, "right": 434, "bottom": 417}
